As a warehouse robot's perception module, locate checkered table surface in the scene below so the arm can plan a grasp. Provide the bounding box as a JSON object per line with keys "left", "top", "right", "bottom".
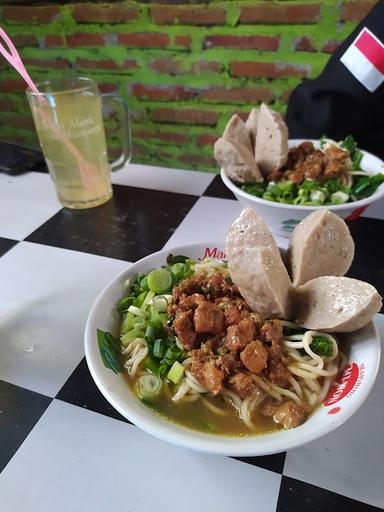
{"left": 1, "top": 164, "right": 383, "bottom": 512}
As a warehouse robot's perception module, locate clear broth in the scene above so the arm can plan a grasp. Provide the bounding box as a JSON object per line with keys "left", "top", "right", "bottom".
{"left": 125, "top": 374, "right": 282, "bottom": 436}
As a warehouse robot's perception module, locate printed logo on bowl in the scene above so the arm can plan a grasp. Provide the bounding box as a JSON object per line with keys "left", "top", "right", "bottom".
{"left": 345, "top": 206, "right": 368, "bottom": 222}
{"left": 324, "top": 362, "right": 365, "bottom": 406}
{"left": 281, "top": 219, "right": 300, "bottom": 232}
{"left": 202, "top": 246, "right": 226, "bottom": 260}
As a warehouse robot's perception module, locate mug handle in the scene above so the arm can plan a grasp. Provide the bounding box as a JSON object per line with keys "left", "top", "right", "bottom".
{"left": 101, "top": 94, "right": 132, "bottom": 171}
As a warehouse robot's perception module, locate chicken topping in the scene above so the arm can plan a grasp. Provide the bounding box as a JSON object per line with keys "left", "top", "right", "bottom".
{"left": 240, "top": 341, "right": 268, "bottom": 374}
{"left": 261, "top": 400, "right": 309, "bottom": 429}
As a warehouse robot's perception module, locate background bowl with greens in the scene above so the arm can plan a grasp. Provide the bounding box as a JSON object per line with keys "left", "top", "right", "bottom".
{"left": 221, "top": 139, "right": 384, "bottom": 237}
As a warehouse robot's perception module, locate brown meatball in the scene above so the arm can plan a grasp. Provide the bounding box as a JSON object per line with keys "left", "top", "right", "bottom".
{"left": 228, "top": 373, "right": 256, "bottom": 399}
{"left": 173, "top": 311, "right": 197, "bottom": 350}
{"left": 226, "top": 317, "right": 255, "bottom": 351}
{"left": 240, "top": 340, "right": 268, "bottom": 374}
{"left": 194, "top": 301, "right": 224, "bottom": 334}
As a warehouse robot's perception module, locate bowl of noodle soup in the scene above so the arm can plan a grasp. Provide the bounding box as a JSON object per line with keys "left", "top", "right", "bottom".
{"left": 84, "top": 242, "right": 381, "bottom": 456}
{"left": 221, "top": 139, "right": 384, "bottom": 237}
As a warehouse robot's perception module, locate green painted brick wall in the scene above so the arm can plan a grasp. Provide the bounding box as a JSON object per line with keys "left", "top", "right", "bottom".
{"left": 0, "top": 1, "right": 376, "bottom": 172}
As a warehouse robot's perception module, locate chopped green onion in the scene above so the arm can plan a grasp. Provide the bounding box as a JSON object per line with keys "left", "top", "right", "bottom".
{"left": 167, "top": 361, "right": 185, "bottom": 384}
{"left": 138, "top": 374, "right": 162, "bottom": 400}
{"left": 170, "top": 262, "right": 194, "bottom": 285}
{"left": 158, "top": 362, "right": 170, "bottom": 379}
{"left": 151, "top": 296, "right": 168, "bottom": 312}
{"left": 331, "top": 191, "right": 349, "bottom": 204}
{"left": 163, "top": 345, "right": 184, "bottom": 365}
{"left": 310, "top": 190, "right": 326, "bottom": 203}
{"left": 145, "top": 354, "right": 159, "bottom": 374}
{"left": 134, "top": 291, "right": 148, "bottom": 308}
{"left": 128, "top": 305, "right": 149, "bottom": 318}
{"left": 147, "top": 268, "right": 172, "bottom": 294}
{"left": 121, "top": 329, "right": 145, "bottom": 347}
{"left": 241, "top": 183, "right": 266, "bottom": 197}
{"left": 145, "top": 319, "right": 163, "bottom": 342}
{"left": 139, "top": 276, "right": 149, "bottom": 291}
{"left": 141, "top": 290, "right": 156, "bottom": 310}
{"left": 153, "top": 339, "right": 165, "bottom": 359}
{"left": 121, "top": 311, "right": 135, "bottom": 335}
{"left": 166, "top": 254, "right": 189, "bottom": 265}
{"left": 133, "top": 316, "right": 146, "bottom": 328}
{"left": 117, "top": 296, "right": 134, "bottom": 315}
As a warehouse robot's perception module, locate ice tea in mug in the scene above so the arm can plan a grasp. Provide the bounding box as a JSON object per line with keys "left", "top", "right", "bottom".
{"left": 27, "top": 78, "right": 131, "bottom": 209}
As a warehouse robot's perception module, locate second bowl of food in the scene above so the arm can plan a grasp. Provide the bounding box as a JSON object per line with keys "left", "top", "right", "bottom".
{"left": 84, "top": 209, "right": 381, "bottom": 456}
{"left": 216, "top": 104, "right": 384, "bottom": 236}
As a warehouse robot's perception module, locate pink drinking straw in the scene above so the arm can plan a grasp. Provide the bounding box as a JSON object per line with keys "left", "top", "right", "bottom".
{"left": 0, "top": 26, "right": 102, "bottom": 192}
{"left": 0, "top": 27, "right": 39, "bottom": 93}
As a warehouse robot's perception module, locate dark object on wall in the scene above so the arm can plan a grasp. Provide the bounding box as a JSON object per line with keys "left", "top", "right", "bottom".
{"left": 286, "top": 1, "right": 384, "bottom": 159}
{"left": 0, "top": 140, "right": 46, "bottom": 175}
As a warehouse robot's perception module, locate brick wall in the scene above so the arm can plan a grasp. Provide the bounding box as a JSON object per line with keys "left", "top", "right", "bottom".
{"left": 0, "top": 1, "right": 377, "bottom": 172}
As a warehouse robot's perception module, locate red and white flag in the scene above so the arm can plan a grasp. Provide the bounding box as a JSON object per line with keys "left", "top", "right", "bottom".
{"left": 341, "top": 27, "right": 384, "bottom": 92}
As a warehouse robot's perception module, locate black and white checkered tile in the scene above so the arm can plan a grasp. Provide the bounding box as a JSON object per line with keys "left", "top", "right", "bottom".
{"left": 0, "top": 166, "right": 383, "bottom": 512}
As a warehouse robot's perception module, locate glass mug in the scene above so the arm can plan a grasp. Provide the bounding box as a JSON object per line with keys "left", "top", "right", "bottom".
{"left": 27, "top": 77, "right": 131, "bottom": 209}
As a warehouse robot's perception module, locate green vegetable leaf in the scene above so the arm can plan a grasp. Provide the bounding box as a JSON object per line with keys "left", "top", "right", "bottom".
{"left": 340, "top": 135, "right": 363, "bottom": 170}
{"left": 352, "top": 175, "right": 371, "bottom": 197}
{"left": 265, "top": 181, "right": 281, "bottom": 198}
{"left": 325, "top": 177, "right": 341, "bottom": 194}
{"left": 283, "top": 326, "right": 306, "bottom": 336}
{"left": 170, "top": 262, "right": 194, "bottom": 285}
{"left": 145, "top": 354, "right": 159, "bottom": 374}
{"left": 352, "top": 151, "right": 363, "bottom": 170}
{"left": 320, "top": 135, "right": 328, "bottom": 149}
{"left": 353, "top": 173, "right": 384, "bottom": 199}
{"left": 166, "top": 254, "right": 189, "bottom": 265}
{"left": 340, "top": 134, "right": 357, "bottom": 154}
{"left": 241, "top": 183, "right": 266, "bottom": 198}
{"left": 311, "top": 336, "right": 333, "bottom": 357}
{"left": 117, "top": 296, "right": 134, "bottom": 316}
{"left": 97, "top": 329, "right": 122, "bottom": 374}
{"left": 225, "top": 275, "right": 233, "bottom": 285}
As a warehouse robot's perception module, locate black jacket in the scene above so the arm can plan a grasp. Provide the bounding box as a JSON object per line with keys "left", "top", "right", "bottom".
{"left": 286, "top": 0, "right": 384, "bottom": 159}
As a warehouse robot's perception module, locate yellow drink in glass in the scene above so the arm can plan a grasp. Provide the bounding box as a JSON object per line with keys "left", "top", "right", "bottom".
{"left": 27, "top": 78, "right": 131, "bottom": 209}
